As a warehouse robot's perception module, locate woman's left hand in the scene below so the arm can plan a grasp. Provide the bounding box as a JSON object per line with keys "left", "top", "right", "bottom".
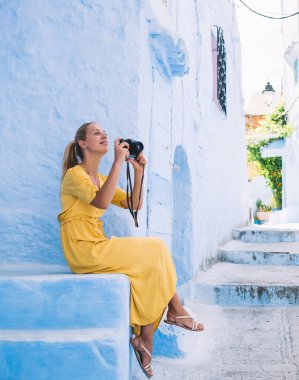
{"left": 127, "top": 153, "right": 147, "bottom": 173}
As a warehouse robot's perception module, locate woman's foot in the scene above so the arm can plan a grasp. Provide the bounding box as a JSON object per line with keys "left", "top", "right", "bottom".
{"left": 130, "top": 335, "right": 153, "bottom": 378}
{"left": 165, "top": 307, "right": 204, "bottom": 332}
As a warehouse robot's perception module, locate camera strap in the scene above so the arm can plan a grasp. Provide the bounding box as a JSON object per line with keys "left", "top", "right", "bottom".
{"left": 126, "top": 162, "right": 144, "bottom": 227}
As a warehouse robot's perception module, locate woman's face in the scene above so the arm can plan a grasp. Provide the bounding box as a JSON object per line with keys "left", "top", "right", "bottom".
{"left": 80, "top": 123, "right": 108, "bottom": 155}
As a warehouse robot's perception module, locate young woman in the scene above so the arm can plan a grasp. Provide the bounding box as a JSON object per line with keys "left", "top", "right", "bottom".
{"left": 58, "top": 122, "right": 204, "bottom": 378}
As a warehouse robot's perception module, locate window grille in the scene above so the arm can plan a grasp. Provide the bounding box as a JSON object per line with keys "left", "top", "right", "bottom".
{"left": 211, "top": 26, "right": 227, "bottom": 115}
{"left": 217, "top": 27, "right": 227, "bottom": 115}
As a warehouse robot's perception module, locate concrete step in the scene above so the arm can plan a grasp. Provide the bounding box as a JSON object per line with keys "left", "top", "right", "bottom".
{"left": 0, "top": 264, "right": 130, "bottom": 329}
{"left": 0, "top": 328, "right": 129, "bottom": 380}
{"left": 195, "top": 262, "right": 299, "bottom": 306}
{"left": 0, "top": 264, "right": 131, "bottom": 380}
{"left": 233, "top": 225, "right": 299, "bottom": 243}
{"left": 219, "top": 240, "right": 299, "bottom": 265}
{"left": 144, "top": 304, "right": 299, "bottom": 380}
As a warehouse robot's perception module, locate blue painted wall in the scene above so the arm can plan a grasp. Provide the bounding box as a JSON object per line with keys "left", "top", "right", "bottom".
{"left": 0, "top": 0, "right": 248, "bottom": 280}
{"left": 172, "top": 146, "right": 193, "bottom": 285}
{"left": 0, "top": 0, "right": 142, "bottom": 264}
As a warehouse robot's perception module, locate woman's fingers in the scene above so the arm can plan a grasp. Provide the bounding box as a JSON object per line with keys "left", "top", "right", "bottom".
{"left": 114, "top": 137, "right": 121, "bottom": 147}
{"left": 114, "top": 138, "right": 129, "bottom": 149}
{"left": 114, "top": 139, "right": 146, "bottom": 166}
{"left": 136, "top": 153, "right": 147, "bottom": 166}
{"left": 114, "top": 138, "right": 130, "bottom": 164}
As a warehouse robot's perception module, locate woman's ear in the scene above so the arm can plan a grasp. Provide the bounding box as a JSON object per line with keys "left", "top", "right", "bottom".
{"left": 78, "top": 140, "right": 86, "bottom": 149}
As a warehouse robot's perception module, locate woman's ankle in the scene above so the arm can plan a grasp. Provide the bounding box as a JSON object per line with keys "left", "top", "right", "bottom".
{"left": 140, "top": 334, "right": 153, "bottom": 348}
{"left": 167, "top": 305, "right": 184, "bottom": 315}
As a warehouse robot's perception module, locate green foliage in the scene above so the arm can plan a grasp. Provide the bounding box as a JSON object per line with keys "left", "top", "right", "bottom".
{"left": 256, "top": 199, "right": 275, "bottom": 212}
{"left": 256, "top": 199, "right": 262, "bottom": 209}
{"left": 246, "top": 104, "right": 294, "bottom": 209}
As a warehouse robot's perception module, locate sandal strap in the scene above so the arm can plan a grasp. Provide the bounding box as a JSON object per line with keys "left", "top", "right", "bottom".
{"left": 175, "top": 315, "right": 193, "bottom": 319}
{"left": 171, "top": 315, "right": 200, "bottom": 331}
{"left": 135, "top": 336, "right": 152, "bottom": 360}
{"left": 141, "top": 343, "right": 152, "bottom": 359}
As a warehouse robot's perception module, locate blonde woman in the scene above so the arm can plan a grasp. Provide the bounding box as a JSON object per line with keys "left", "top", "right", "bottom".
{"left": 58, "top": 122, "right": 204, "bottom": 378}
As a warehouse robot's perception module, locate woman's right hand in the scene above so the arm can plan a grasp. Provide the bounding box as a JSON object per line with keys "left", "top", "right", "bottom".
{"left": 114, "top": 138, "right": 130, "bottom": 165}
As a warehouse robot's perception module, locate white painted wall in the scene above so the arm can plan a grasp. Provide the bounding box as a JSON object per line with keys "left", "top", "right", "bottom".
{"left": 280, "top": 0, "right": 299, "bottom": 221}
{"left": 143, "top": 0, "right": 249, "bottom": 283}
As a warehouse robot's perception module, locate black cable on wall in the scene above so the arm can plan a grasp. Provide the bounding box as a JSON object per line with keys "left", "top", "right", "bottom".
{"left": 238, "top": 0, "right": 299, "bottom": 20}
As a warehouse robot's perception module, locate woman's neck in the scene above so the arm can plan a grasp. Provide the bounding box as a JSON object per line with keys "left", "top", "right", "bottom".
{"left": 80, "top": 155, "right": 102, "bottom": 177}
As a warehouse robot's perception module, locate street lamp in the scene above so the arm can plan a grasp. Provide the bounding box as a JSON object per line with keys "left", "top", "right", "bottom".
{"left": 262, "top": 81, "right": 275, "bottom": 107}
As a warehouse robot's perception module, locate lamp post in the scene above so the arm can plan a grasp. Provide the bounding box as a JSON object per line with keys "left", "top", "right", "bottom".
{"left": 262, "top": 81, "right": 275, "bottom": 107}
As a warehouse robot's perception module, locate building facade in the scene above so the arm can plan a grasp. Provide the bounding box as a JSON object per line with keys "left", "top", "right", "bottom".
{"left": 275, "top": 0, "right": 299, "bottom": 222}
{"left": 0, "top": 0, "right": 248, "bottom": 288}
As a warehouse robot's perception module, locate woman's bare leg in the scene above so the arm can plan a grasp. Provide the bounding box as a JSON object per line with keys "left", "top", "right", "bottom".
{"left": 168, "top": 292, "right": 184, "bottom": 313}
{"left": 132, "top": 323, "right": 154, "bottom": 377}
{"left": 132, "top": 292, "right": 204, "bottom": 376}
{"left": 167, "top": 292, "right": 204, "bottom": 331}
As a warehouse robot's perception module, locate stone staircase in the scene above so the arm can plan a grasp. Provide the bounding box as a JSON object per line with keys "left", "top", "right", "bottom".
{"left": 195, "top": 226, "right": 299, "bottom": 307}
{"left": 0, "top": 263, "right": 131, "bottom": 380}
{"left": 151, "top": 225, "right": 299, "bottom": 380}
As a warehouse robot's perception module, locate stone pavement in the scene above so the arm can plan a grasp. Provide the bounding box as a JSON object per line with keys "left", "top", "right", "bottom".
{"left": 150, "top": 304, "right": 299, "bottom": 380}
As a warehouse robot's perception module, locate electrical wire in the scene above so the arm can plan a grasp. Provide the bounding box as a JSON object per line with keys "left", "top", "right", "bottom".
{"left": 238, "top": 0, "right": 299, "bottom": 20}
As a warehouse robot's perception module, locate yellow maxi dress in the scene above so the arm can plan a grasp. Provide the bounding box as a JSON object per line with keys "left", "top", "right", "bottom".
{"left": 58, "top": 165, "right": 177, "bottom": 335}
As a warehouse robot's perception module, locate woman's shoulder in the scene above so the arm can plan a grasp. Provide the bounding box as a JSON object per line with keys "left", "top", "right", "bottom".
{"left": 62, "top": 165, "right": 89, "bottom": 186}
{"left": 65, "top": 165, "right": 87, "bottom": 177}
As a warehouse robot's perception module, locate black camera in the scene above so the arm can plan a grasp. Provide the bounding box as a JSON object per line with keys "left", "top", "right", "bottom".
{"left": 119, "top": 139, "right": 144, "bottom": 159}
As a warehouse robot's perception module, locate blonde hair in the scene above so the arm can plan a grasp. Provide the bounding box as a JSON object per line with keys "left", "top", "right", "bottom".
{"left": 61, "top": 122, "right": 94, "bottom": 180}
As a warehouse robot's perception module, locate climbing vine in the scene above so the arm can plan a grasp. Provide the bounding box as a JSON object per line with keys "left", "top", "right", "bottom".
{"left": 246, "top": 104, "right": 294, "bottom": 209}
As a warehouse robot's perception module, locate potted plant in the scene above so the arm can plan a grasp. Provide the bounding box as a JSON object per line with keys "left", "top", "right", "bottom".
{"left": 255, "top": 199, "right": 273, "bottom": 222}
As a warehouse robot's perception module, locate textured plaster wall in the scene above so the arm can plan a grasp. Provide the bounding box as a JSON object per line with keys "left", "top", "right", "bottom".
{"left": 0, "top": 0, "right": 144, "bottom": 264}
{"left": 0, "top": 1, "right": 248, "bottom": 284}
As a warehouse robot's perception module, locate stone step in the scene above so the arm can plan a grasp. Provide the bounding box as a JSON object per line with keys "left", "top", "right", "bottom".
{"left": 219, "top": 240, "right": 299, "bottom": 265}
{"left": 195, "top": 262, "right": 299, "bottom": 306}
{"left": 0, "top": 264, "right": 130, "bottom": 329}
{"left": 232, "top": 225, "right": 299, "bottom": 243}
{"left": 0, "top": 264, "right": 131, "bottom": 380}
{"left": 0, "top": 328, "right": 130, "bottom": 380}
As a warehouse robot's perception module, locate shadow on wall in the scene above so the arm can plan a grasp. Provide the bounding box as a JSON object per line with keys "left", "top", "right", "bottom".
{"left": 172, "top": 145, "right": 193, "bottom": 286}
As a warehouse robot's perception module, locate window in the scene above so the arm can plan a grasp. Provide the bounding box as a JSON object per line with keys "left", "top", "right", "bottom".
{"left": 211, "top": 26, "right": 227, "bottom": 115}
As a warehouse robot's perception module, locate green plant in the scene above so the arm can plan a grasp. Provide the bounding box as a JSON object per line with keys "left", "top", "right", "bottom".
{"left": 256, "top": 199, "right": 273, "bottom": 212}
{"left": 257, "top": 204, "right": 273, "bottom": 212}
{"left": 256, "top": 199, "right": 262, "bottom": 209}
{"left": 247, "top": 104, "right": 294, "bottom": 209}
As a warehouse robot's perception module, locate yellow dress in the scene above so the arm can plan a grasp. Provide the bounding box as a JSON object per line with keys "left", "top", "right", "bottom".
{"left": 58, "top": 165, "right": 177, "bottom": 335}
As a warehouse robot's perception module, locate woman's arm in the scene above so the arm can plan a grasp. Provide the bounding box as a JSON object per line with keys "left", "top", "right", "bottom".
{"left": 120, "top": 152, "right": 147, "bottom": 210}
{"left": 90, "top": 139, "right": 129, "bottom": 209}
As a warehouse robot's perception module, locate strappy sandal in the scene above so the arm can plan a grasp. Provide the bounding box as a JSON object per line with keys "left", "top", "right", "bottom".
{"left": 164, "top": 312, "right": 204, "bottom": 332}
{"left": 130, "top": 336, "right": 153, "bottom": 379}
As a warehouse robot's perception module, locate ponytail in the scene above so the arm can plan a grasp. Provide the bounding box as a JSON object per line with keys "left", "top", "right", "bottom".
{"left": 61, "top": 122, "right": 94, "bottom": 181}
{"left": 61, "top": 141, "right": 78, "bottom": 181}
